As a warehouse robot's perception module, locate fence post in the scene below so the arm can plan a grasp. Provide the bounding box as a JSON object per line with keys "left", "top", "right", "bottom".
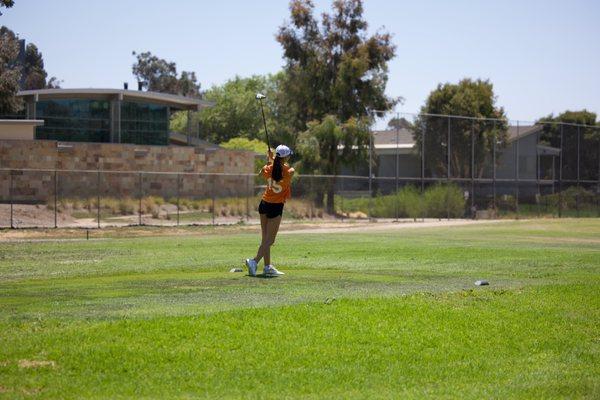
{"left": 246, "top": 174, "right": 250, "bottom": 221}
{"left": 211, "top": 175, "right": 216, "bottom": 226}
{"left": 536, "top": 130, "right": 541, "bottom": 217}
{"left": 176, "top": 173, "right": 181, "bottom": 226}
{"left": 492, "top": 121, "right": 497, "bottom": 212}
{"left": 446, "top": 116, "right": 450, "bottom": 220}
{"left": 576, "top": 126, "right": 581, "bottom": 217}
{"left": 340, "top": 176, "right": 344, "bottom": 222}
{"left": 54, "top": 170, "right": 58, "bottom": 229}
{"left": 421, "top": 119, "right": 425, "bottom": 221}
{"left": 515, "top": 121, "right": 520, "bottom": 219}
{"left": 471, "top": 120, "right": 475, "bottom": 218}
{"left": 558, "top": 124, "right": 563, "bottom": 218}
{"left": 310, "top": 177, "right": 314, "bottom": 220}
{"left": 9, "top": 170, "right": 13, "bottom": 229}
{"left": 395, "top": 112, "right": 399, "bottom": 222}
{"left": 96, "top": 169, "right": 100, "bottom": 229}
{"left": 368, "top": 127, "right": 373, "bottom": 221}
{"left": 138, "top": 172, "right": 143, "bottom": 226}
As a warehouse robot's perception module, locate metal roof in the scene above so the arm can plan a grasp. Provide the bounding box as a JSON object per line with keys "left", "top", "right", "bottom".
{"left": 17, "top": 88, "right": 213, "bottom": 111}
{"left": 372, "top": 128, "right": 415, "bottom": 146}
{"left": 506, "top": 125, "right": 542, "bottom": 141}
{"left": 372, "top": 125, "right": 543, "bottom": 147}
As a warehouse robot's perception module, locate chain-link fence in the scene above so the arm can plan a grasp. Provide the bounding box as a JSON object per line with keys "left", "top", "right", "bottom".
{"left": 1, "top": 113, "right": 599, "bottom": 228}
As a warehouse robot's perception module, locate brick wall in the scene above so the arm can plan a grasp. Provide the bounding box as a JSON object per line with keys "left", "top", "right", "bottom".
{"left": 0, "top": 140, "right": 254, "bottom": 202}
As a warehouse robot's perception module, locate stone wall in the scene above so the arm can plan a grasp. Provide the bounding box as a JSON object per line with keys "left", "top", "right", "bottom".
{"left": 0, "top": 140, "right": 254, "bottom": 202}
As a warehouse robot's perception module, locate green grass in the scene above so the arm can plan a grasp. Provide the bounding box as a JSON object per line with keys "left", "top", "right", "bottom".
{"left": 0, "top": 219, "right": 599, "bottom": 398}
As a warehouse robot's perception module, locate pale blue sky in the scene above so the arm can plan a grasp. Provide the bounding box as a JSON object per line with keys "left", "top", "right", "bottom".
{"left": 3, "top": 0, "right": 599, "bottom": 122}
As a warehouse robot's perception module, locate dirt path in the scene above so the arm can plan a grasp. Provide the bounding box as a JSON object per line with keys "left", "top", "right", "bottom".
{"left": 0, "top": 218, "right": 512, "bottom": 242}
{"left": 280, "top": 219, "right": 506, "bottom": 234}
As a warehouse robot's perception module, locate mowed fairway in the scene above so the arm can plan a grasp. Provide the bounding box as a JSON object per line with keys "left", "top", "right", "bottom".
{"left": 0, "top": 219, "right": 599, "bottom": 399}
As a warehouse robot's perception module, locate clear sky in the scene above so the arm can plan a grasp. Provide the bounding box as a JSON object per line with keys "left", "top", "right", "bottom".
{"left": 3, "top": 0, "right": 599, "bottom": 123}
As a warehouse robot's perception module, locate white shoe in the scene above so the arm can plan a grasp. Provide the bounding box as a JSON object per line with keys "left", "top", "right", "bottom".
{"left": 264, "top": 265, "right": 285, "bottom": 276}
{"left": 245, "top": 259, "right": 257, "bottom": 276}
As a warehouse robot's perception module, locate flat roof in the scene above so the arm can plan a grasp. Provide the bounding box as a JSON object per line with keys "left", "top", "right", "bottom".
{"left": 0, "top": 119, "right": 44, "bottom": 126}
{"left": 17, "top": 88, "right": 213, "bottom": 111}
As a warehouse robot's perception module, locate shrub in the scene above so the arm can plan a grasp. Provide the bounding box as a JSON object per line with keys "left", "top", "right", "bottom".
{"left": 118, "top": 198, "right": 136, "bottom": 215}
{"left": 141, "top": 197, "right": 157, "bottom": 215}
{"left": 152, "top": 196, "right": 165, "bottom": 206}
{"left": 497, "top": 195, "right": 516, "bottom": 212}
{"left": 423, "top": 184, "right": 466, "bottom": 218}
{"left": 397, "top": 186, "right": 423, "bottom": 219}
{"left": 71, "top": 198, "right": 82, "bottom": 210}
{"left": 102, "top": 198, "right": 120, "bottom": 215}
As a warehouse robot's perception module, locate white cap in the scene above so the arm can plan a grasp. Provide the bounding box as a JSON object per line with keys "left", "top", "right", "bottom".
{"left": 275, "top": 144, "right": 293, "bottom": 158}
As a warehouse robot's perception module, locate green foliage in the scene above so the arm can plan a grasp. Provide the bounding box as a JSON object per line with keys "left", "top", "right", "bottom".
{"left": 220, "top": 137, "right": 267, "bottom": 154}
{"left": 338, "top": 184, "right": 465, "bottom": 218}
{"left": 368, "top": 186, "right": 423, "bottom": 218}
{"left": 0, "top": 26, "right": 58, "bottom": 115}
{"left": 396, "top": 185, "right": 423, "bottom": 218}
{"left": 276, "top": 1, "right": 397, "bottom": 212}
{"left": 538, "top": 110, "right": 597, "bottom": 127}
{"left": 131, "top": 51, "right": 200, "bottom": 97}
{"left": 297, "top": 115, "right": 369, "bottom": 175}
{"left": 0, "top": 26, "right": 21, "bottom": 115}
{"left": 170, "top": 74, "right": 288, "bottom": 144}
{"left": 542, "top": 186, "right": 597, "bottom": 211}
{"left": 0, "top": 0, "right": 13, "bottom": 15}
{"left": 423, "top": 183, "right": 466, "bottom": 218}
{"left": 387, "top": 117, "right": 412, "bottom": 130}
{"left": 22, "top": 43, "right": 47, "bottom": 90}
{"left": 537, "top": 110, "right": 599, "bottom": 182}
{"left": 413, "top": 78, "right": 509, "bottom": 178}
{"left": 277, "top": 0, "right": 397, "bottom": 126}
{"left": 296, "top": 115, "right": 370, "bottom": 212}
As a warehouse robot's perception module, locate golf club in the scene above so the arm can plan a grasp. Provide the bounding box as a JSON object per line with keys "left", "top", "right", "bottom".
{"left": 255, "top": 93, "right": 271, "bottom": 151}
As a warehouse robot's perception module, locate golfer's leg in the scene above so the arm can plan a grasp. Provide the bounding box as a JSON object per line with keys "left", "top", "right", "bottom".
{"left": 254, "top": 213, "right": 268, "bottom": 263}
{"left": 264, "top": 215, "right": 282, "bottom": 266}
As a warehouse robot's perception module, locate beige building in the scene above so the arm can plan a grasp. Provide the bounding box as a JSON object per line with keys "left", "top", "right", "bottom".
{"left": 0, "top": 119, "right": 44, "bottom": 141}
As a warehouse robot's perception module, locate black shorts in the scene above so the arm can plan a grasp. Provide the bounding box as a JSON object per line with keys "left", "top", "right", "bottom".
{"left": 258, "top": 200, "right": 284, "bottom": 219}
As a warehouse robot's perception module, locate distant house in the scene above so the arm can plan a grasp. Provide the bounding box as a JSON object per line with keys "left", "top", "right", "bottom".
{"left": 341, "top": 125, "right": 561, "bottom": 198}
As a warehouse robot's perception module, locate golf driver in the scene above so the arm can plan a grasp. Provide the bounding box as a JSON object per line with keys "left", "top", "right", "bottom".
{"left": 255, "top": 93, "right": 271, "bottom": 150}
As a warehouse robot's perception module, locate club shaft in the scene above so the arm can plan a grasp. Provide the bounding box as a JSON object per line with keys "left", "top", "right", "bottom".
{"left": 259, "top": 99, "right": 271, "bottom": 149}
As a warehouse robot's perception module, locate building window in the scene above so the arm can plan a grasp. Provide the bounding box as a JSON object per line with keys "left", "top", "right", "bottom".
{"left": 35, "top": 99, "right": 110, "bottom": 142}
{"left": 120, "top": 101, "right": 168, "bottom": 146}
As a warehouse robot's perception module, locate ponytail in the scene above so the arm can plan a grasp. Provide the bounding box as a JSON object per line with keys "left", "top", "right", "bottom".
{"left": 272, "top": 156, "right": 283, "bottom": 182}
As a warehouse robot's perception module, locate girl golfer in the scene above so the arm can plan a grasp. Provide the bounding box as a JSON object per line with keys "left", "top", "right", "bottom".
{"left": 245, "top": 144, "right": 295, "bottom": 276}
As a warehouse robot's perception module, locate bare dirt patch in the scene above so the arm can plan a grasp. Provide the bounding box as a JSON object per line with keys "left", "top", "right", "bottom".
{"left": 0, "top": 204, "right": 76, "bottom": 228}
{"left": 18, "top": 359, "right": 56, "bottom": 369}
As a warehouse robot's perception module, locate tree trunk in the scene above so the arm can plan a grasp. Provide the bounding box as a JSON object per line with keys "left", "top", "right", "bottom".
{"left": 314, "top": 190, "right": 325, "bottom": 208}
{"left": 326, "top": 180, "right": 335, "bottom": 215}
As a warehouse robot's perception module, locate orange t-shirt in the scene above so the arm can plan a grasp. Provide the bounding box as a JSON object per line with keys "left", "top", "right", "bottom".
{"left": 261, "top": 163, "right": 293, "bottom": 203}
